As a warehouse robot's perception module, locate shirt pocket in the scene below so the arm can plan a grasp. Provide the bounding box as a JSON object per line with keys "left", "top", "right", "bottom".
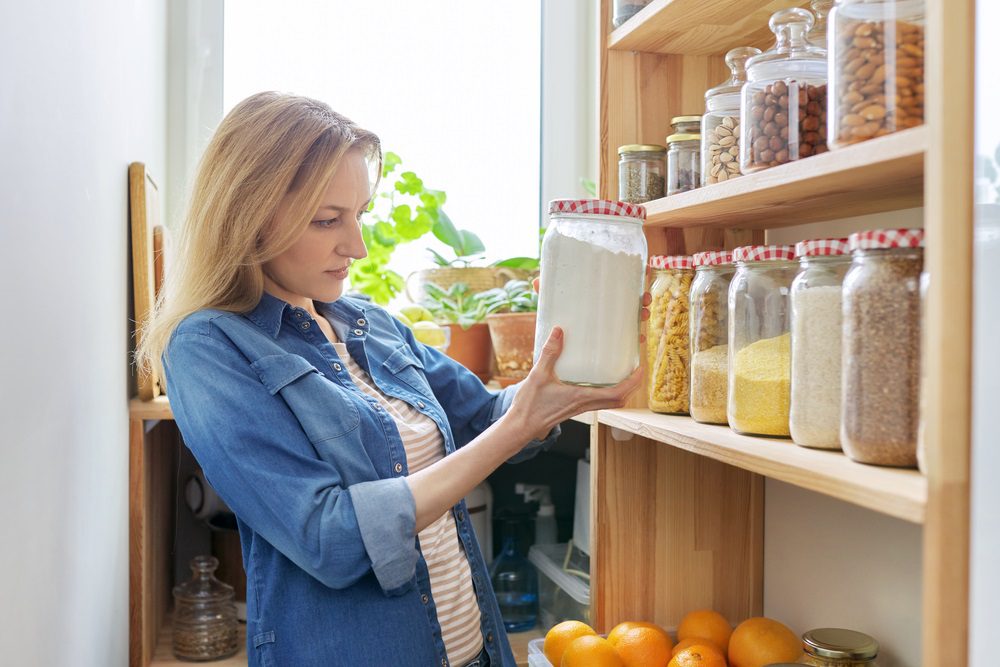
{"left": 251, "top": 354, "right": 361, "bottom": 443}
{"left": 382, "top": 345, "right": 433, "bottom": 399}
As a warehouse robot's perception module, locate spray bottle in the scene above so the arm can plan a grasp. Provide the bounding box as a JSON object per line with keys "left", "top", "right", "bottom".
{"left": 515, "top": 483, "right": 557, "bottom": 545}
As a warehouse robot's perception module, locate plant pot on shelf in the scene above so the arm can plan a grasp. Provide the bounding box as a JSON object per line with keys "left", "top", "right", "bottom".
{"left": 406, "top": 267, "right": 518, "bottom": 304}
{"left": 486, "top": 312, "right": 536, "bottom": 387}
{"left": 444, "top": 322, "right": 493, "bottom": 384}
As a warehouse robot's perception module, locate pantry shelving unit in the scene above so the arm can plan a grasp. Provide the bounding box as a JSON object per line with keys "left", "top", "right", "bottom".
{"left": 592, "top": 1, "right": 971, "bottom": 665}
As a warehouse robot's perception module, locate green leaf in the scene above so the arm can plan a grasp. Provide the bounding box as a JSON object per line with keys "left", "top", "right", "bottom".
{"left": 420, "top": 189, "right": 447, "bottom": 209}
{"left": 457, "top": 230, "right": 485, "bottom": 256}
{"left": 431, "top": 209, "right": 463, "bottom": 251}
{"left": 395, "top": 171, "right": 424, "bottom": 195}
{"left": 580, "top": 177, "right": 597, "bottom": 196}
{"left": 382, "top": 151, "right": 402, "bottom": 177}
{"left": 397, "top": 210, "right": 434, "bottom": 241}
{"left": 492, "top": 256, "right": 540, "bottom": 270}
{"left": 390, "top": 203, "right": 412, "bottom": 227}
{"left": 373, "top": 221, "right": 399, "bottom": 247}
{"left": 427, "top": 248, "right": 451, "bottom": 267}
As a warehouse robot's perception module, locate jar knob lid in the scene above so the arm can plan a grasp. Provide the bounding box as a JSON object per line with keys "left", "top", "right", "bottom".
{"left": 769, "top": 7, "right": 815, "bottom": 50}
{"left": 725, "top": 46, "right": 762, "bottom": 82}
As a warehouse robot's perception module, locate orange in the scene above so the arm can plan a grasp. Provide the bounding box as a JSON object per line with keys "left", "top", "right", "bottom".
{"left": 561, "top": 635, "right": 625, "bottom": 667}
{"left": 608, "top": 621, "right": 674, "bottom": 649}
{"left": 608, "top": 625, "right": 674, "bottom": 667}
{"left": 668, "top": 643, "right": 729, "bottom": 667}
{"left": 677, "top": 609, "right": 734, "bottom": 655}
{"left": 543, "top": 620, "right": 597, "bottom": 667}
{"left": 728, "top": 617, "right": 802, "bottom": 667}
{"left": 672, "top": 637, "right": 723, "bottom": 657}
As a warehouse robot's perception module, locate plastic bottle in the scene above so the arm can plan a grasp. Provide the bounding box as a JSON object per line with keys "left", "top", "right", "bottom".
{"left": 515, "top": 483, "right": 557, "bottom": 546}
{"left": 489, "top": 518, "right": 539, "bottom": 632}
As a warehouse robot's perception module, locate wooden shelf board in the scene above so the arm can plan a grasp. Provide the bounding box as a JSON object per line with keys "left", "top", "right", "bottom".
{"left": 571, "top": 411, "right": 598, "bottom": 426}
{"left": 609, "top": 0, "right": 807, "bottom": 56}
{"left": 596, "top": 408, "right": 927, "bottom": 524}
{"left": 641, "top": 126, "right": 926, "bottom": 230}
{"left": 130, "top": 395, "right": 173, "bottom": 421}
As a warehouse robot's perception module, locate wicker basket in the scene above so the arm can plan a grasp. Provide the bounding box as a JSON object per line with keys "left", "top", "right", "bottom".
{"left": 405, "top": 266, "right": 522, "bottom": 303}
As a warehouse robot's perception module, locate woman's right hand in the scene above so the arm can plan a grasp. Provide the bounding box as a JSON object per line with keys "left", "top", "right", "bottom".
{"left": 506, "top": 326, "right": 643, "bottom": 442}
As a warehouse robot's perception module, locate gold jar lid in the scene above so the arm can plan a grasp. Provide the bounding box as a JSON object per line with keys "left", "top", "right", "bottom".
{"left": 670, "top": 115, "right": 702, "bottom": 125}
{"left": 618, "top": 144, "right": 667, "bottom": 154}
{"left": 803, "top": 628, "right": 879, "bottom": 660}
{"left": 666, "top": 133, "right": 701, "bottom": 143}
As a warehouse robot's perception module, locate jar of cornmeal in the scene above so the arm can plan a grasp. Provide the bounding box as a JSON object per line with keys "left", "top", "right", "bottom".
{"left": 728, "top": 244, "right": 798, "bottom": 436}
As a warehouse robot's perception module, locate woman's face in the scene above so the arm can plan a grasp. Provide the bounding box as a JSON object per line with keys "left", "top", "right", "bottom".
{"left": 263, "top": 149, "right": 370, "bottom": 307}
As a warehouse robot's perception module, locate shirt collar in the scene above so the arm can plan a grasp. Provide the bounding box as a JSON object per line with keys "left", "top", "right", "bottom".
{"left": 246, "top": 291, "right": 369, "bottom": 339}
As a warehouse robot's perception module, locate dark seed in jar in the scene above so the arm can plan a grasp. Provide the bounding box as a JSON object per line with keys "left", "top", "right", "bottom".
{"left": 745, "top": 81, "right": 828, "bottom": 171}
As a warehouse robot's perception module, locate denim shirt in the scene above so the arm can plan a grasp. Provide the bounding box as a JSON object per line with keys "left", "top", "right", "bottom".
{"left": 163, "top": 292, "right": 557, "bottom": 667}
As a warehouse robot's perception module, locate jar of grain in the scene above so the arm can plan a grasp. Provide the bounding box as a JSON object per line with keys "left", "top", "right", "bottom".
{"left": 728, "top": 244, "right": 798, "bottom": 436}
{"left": 618, "top": 144, "right": 667, "bottom": 203}
{"left": 790, "top": 238, "right": 851, "bottom": 449}
{"left": 740, "top": 8, "right": 829, "bottom": 174}
{"left": 798, "top": 627, "right": 880, "bottom": 666}
{"left": 829, "top": 0, "right": 925, "bottom": 149}
{"left": 842, "top": 228, "right": 923, "bottom": 467}
{"left": 613, "top": 0, "right": 651, "bottom": 28}
{"left": 701, "top": 47, "right": 761, "bottom": 186}
{"left": 535, "top": 199, "right": 648, "bottom": 386}
{"left": 647, "top": 255, "right": 694, "bottom": 414}
{"left": 690, "top": 250, "right": 735, "bottom": 424}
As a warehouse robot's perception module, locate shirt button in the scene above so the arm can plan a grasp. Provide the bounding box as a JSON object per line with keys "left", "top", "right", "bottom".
{"left": 457, "top": 510, "right": 464, "bottom": 522}
{"left": 357, "top": 318, "right": 366, "bottom": 326}
{"left": 486, "top": 632, "right": 493, "bottom": 643}
{"left": 354, "top": 328, "right": 364, "bottom": 336}
{"left": 441, "top": 660, "right": 447, "bottom": 667}
{"left": 394, "top": 462, "right": 403, "bottom": 474}
{"left": 417, "top": 400, "right": 426, "bottom": 409}
{"left": 301, "top": 322, "right": 310, "bottom": 330}
{"left": 294, "top": 311, "right": 303, "bottom": 318}
{"left": 333, "top": 363, "right": 342, "bottom": 371}
{"left": 421, "top": 594, "right": 429, "bottom": 604}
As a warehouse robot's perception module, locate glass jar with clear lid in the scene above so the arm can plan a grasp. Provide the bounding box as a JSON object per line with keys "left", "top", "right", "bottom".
{"left": 790, "top": 238, "right": 851, "bottom": 449}
{"left": 690, "top": 250, "right": 735, "bottom": 425}
{"left": 613, "top": 0, "right": 651, "bottom": 28}
{"left": 702, "top": 47, "right": 760, "bottom": 186}
{"left": 841, "top": 228, "right": 923, "bottom": 467}
{"left": 535, "top": 199, "right": 648, "bottom": 386}
{"left": 808, "top": 0, "right": 835, "bottom": 50}
{"left": 741, "top": 8, "right": 829, "bottom": 173}
{"left": 798, "top": 627, "right": 880, "bottom": 666}
{"left": 828, "top": 0, "right": 925, "bottom": 148}
{"left": 172, "top": 555, "right": 240, "bottom": 661}
{"left": 647, "top": 255, "right": 693, "bottom": 414}
{"left": 728, "top": 244, "right": 798, "bottom": 437}
{"left": 618, "top": 144, "right": 666, "bottom": 203}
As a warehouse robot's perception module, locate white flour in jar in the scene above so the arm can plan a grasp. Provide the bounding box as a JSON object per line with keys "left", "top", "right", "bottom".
{"left": 535, "top": 230, "right": 645, "bottom": 385}
{"left": 790, "top": 284, "right": 843, "bottom": 448}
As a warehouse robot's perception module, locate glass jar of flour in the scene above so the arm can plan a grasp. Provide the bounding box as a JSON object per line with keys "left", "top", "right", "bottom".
{"left": 535, "top": 199, "right": 648, "bottom": 386}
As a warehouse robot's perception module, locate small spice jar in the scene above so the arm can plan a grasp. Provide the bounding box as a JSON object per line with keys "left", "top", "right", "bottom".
{"left": 666, "top": 121, "right": 701, "bottom": 196}
{"left": 613, "top": 0, "right": 651, "bottom": 28}
{"left": 799, "top": 627, "right": 880, "bottom": 666}
{"left": 790, "top": 238, "right": 851, "bottom": 449}
{"left": 842, "top": 228, "right": 923, "bottom": 467}
{"left": 690, "top": 250, "right": 735, "bottom": 424}
{"left": 647, "top": 255, "right": 694, "bottom": 414}
{"left": 618, "top": 144, "right": 667, "bottom": 203}
{"left": 671, "top": 115, "right": 702, "bottom": 134}
{"left": 702, "top": 47, "right": 761, "bottom": 186}
{"left": 172, "top": 555, "right": 240, "bottom": 661}
{"left": 741, "top": 8, "right": 829, "bottom": 173}
{"left": 728, "top": 244, "right": 798, "bottom": 437}
{"left": 828, "top": 0, "right": 925, "bottom": 148}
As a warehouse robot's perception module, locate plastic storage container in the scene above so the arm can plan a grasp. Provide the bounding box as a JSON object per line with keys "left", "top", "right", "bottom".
{"left": 618, "top": 144, "right": 666, "bottom": 203}
{"left": 172, "top": 555, "right": 239, "bottom": 662}
{"left": 741, "top": 8, "right": 829, "bottom": 173}
{"left": 647, "top": 255, "right": 693, "bottom": 414}
{"left": 613, "top": 0, "right": 651, "bottom": 28}
{"left": 799, "top": 627, "right": 880, "bottom": 666}
{"left": 829, "top": 0, "right": 925, "bottom": 148}
{"left": 527, "top": 543, "right": 591, "bottom": 631}
{"left": 690, "top": 250, "right": 735, "bottom": 425}
{"left": 790, "top": 238, "right": 851, "bottom": 449}
{"left": 842, "top": 228, "right": 923, "bottom": 467}
{"left": 702, "top": 47, "right": 761, "bottom": 185}
{"left": 535, "top": 199, "right": 648, "bottom": 386}
{"left": 728, "top": 244, "right": 798, "bottom": 437}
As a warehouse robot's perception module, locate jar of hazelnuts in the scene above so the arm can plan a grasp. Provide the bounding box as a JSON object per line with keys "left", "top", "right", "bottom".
{"left": 740, "top": 8, "right": 829, "bottom": 174}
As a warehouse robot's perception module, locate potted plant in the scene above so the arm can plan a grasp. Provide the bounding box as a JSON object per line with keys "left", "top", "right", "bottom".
{"left": 420, "top": 282, "right": 493, "bottom": 383}
{"left": 478, "top": 280, "right": 539, "bottom": 387}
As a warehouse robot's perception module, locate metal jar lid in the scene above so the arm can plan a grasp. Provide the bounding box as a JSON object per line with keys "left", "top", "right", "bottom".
{"left": 666, "top": 133, "right": 701, "bottom": 144}
{"left": 803, "top": 628, "right": 880, "bottom": 660}
{"left": 618, "top": 144, "right": 667, "bottom": 154}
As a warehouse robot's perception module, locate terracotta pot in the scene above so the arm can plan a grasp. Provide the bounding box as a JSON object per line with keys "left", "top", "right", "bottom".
{"left": 405, "top": 266, "right": 518, "bottom": 303}
{"left": 444, "top": 322, "right": 492, "bottom": 383}
{"left": 486, "top": 312, "right": 537, "bottom": 383}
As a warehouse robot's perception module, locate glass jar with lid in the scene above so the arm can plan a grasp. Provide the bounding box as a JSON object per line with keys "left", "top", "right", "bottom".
{"left": 172, "top": 555, "right": 240, "bottom": 661}
{"left": 808, "top": 0, "right": 835, "bottom": 50}
{"left": 618, "top": 144, "right": 666, "bottom": 203}
{"left": 790, "top": 238, "right": 851, "bottom": 449}
{"left": 667, "top": 133, "right": 701, "bottom": 195}
{"left": 690, "top": 250, "right": 735, "bottom": 425}
{"left": 535, "top": 199, "right": 648, "bottom": 386}
{"left": 702, "top": 47, "right": 761, "bottom": 186}
{"left": 741, "top": 8, "right": 829, "bottom": 173}
{"left": 841, "top": 228, "right": 923, "bottom": 467}
{"left": 798, "top": 627, "right": 880, "bottom": 666}
{"left": 728, "top": 244, "right": 798, "bottom": 437}
{"left": 647, "top": 255, "right": 693, "bottom": 414}
{"left": 828, "top": 0, "right": 925, "bottom": 149}
{"left": 670, "top": 115, "right": 702, "bottom": 135}
{"left": 613, "top": 0, "right": 651, "bottom": 28}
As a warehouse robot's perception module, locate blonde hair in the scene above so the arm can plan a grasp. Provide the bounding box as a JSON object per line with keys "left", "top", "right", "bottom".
{"left": 135, "top": 91, "right": 381, "bottom": 383}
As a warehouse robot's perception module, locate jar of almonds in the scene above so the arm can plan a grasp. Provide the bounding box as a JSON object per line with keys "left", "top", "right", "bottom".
{"left": 701, "top": 46, "right": 760, "bottom": 186}
{"left": 740, "top": 8, "right": 829, "bottom": 174}
{"left": 829, "top": 0, "right": 925, "bottom": 148}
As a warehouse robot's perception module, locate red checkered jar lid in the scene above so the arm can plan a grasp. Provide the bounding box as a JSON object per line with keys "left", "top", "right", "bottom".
{"left": 795, "top": 238, "right": 850, "bottom": 257}
{"left": 693, "top": 250, "right": 734, "bottom": 266}
{"left": 733, "top": 244, "right": 797, "bottom": 263}
{"left": 548, "top": 198, "right": 646, "bottom": 221}
{"left": 849, "top": 228, "right": 925, "bottom": 251}
{"left": 649, "top": 255, "right": 693, "bottom": 270}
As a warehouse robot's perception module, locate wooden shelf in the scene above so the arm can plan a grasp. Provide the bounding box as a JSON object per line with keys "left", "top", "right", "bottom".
{"left": 609, "top": 0, "right": 807, "bottom": 56}
{"left": 130, "top": 395, "right": 173, "bottom": 421}
{"left": 642, "top": 126, "right": 926, "bottom": 229}
{"left": 571, "top": 411, "right": 597, "bottom": 426}
{"left": 595, "top": 408, "right": 927, "bottom": 524}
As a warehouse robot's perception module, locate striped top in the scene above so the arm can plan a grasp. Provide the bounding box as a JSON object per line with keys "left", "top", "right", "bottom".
{"left": 332, "top": 342, "right": 484, "bottom": 666}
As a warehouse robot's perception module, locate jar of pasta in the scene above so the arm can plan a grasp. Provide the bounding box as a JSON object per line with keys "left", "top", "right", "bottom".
{"left": 690, "top": 250, "right": 735, "bottom": 424}
{"left": 647, "top": 255, "right": 694, "bottom": 413}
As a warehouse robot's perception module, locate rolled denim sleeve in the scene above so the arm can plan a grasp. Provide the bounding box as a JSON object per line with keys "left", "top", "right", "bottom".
{"left": 164, "top": 329, "right": 418, "bottom": 594}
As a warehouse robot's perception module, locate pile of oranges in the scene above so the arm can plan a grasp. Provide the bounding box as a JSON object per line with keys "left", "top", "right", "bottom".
{"left": 543, "top": 610, "right": 801, "bottom": 667}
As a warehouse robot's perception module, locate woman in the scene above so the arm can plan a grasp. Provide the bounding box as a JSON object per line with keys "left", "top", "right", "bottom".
{"left": 137, "top": 91, "right": 644, "bottom": 667}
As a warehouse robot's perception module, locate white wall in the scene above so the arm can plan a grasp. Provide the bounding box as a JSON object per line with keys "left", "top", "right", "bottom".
{"left": 0, "top": 1, "right": 167, "bottom": 665}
